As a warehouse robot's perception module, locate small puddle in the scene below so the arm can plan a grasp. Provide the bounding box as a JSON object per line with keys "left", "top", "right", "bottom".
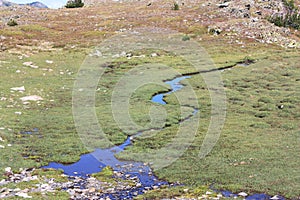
{"left": 20, "top": 128, "right": 39, "bottom": 135}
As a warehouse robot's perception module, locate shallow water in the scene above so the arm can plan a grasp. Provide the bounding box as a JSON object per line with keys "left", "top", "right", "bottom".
{"left": 42, "top": 76, "right": 191, "bottom": 198}
{"left": 151, "top": 76, "right": 190, "bottom": 104}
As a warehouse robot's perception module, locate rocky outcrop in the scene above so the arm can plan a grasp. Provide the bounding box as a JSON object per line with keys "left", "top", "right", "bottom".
{"left": 206, "top": 0, "right": 300, "bottom": 48}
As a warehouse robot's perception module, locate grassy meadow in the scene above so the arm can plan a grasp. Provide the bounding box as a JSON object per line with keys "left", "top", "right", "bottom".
{"left": 0, "top": 2, "right": 299, "bottom": 199}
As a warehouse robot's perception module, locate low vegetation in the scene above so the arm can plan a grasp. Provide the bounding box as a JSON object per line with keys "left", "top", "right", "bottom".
{"left": 268, "top": 0, "right": 300, "bottom": 29}
{"left": 65, "top": 0, "right": 84, "bottom": 8}
{"left": 172, "top": 2, "right": 179, "bottom": 10}
{"left": 7, "top": 19, "right": 18, "bottom": 26}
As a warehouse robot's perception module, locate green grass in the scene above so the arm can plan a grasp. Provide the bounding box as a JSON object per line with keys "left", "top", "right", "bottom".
{"left": 0, "top": 50, "right": 89, "bottom": 171}
{"left": 0, "top": 41, "right": 299, "bottom": 199}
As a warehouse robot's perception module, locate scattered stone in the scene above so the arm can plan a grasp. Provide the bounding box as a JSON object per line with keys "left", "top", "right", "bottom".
{"left": 15, "top": 111, "right": 22, "bottom": 115}
{"left": 10, "top": 86, "right": 25, "bottom": 92}
{"left": 150, "top": 53, "right": 158, "bottom": 57}
{"left": 20, "top": 95, "right": 43, "bottom": 102}
{"left": 238, "top": 192, "right": 248, "bottom": 197}
{"left": 23, "top": 62, "right": 39, "bottom": 69}
{"left": 271, "top": 195, "right": 280, "bottom": 200}
{"left": 16, "top": 192, "right": 32, "bottom": 199}
{"left": 217, "top": 194, "right": 223, "bottom": 198}
{"left": 45, "top": 60, "right": 53, "bottom": 64}
{"left": 240, "top": 161, "right": 247, "bottom": 165}
{"left": 217, "top": 2, "right": 229, "bottom": 8}
{"left": 5, "top": 167, "right": 12, "bottom": 173}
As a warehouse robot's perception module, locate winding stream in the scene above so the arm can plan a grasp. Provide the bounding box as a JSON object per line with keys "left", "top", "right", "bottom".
{"left": 43, "top": 74, "right": 285, "bottom": 200}
{"left": 42, "top": 76, "right": 192, "bottom": 199}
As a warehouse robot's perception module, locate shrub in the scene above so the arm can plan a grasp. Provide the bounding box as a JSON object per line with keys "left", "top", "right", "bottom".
{"left": 7, "top": 19, "right": 18, "bottom": 26}
{"left": 268, "top": 0, "right": 300, "bottom": 29}
{"left": 65, "top": 0, "right": 84, "bottom": 8}
{"left": 182, "top": 35, "right": 190, "bottom": 41}
{"left": 242, "top": 56, "right": 255, "bottom": 65}
{"left": 172, "top": 3, "right": 179, "bottom": 10}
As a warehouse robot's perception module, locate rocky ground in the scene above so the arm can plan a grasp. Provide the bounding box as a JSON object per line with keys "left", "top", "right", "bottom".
{"left": 0, "top": 167, "right": 150, "bottom": 199}
{"left": 0, "top": 167, "right": 285, "bottom": 200}
{"left": 0, "top": 167, "right": 233, "bottom": 200}
{"left": 0, "top": 0, "right": 300, "bottom": 53}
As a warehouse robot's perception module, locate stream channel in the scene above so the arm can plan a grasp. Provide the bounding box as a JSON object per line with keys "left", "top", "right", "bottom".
{"left": 42, "top": 74, "right": 285, "bottom": 200}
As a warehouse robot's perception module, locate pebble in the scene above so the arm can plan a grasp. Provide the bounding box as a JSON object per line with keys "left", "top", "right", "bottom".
{"left": 16, "top": 192, "right": 32, "bottom": 199}
{"left": 238, "top": 192, "right": 248, "bottom": 197}
{"left": 271, "top": 195, "right": 280, "bottom": 200}
{"left": 45, "top": 60, "right": 53, "bottom": 64}
{"left": 20, "top": 95, "right": 43, "bottom": 101}
{"left": 10, "top": 86, "right": 25, "bottom": 92}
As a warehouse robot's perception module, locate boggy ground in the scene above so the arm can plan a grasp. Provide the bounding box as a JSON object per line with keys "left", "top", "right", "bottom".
{"left": 0, "top": 0, "right": 299, "bottom": 199}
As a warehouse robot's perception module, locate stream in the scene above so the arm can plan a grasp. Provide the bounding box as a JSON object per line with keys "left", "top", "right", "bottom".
{"left": 42, "top": 74, "right": 285, "bottom": 200}
{"left": 42, "top": 76, "right": 191, "bottom": 199}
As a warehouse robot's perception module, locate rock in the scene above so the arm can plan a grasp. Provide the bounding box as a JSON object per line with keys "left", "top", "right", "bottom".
{"left": 238, "top": 192, "right": 248, "bottom": 197}
{"left": 152, "top": 185, "right": 159, "bottom": 190}
{"left": 270, "top": 195, "right": 280, "bottom": 200}
{"left": 217, "top": 2, "right": 229, "bottom": 8}
{"left": 45, "top": 60, "right": 53, "bottom": 64}
{"left": 240, "top": 161, "right": 247, "bottom": 165}
{"left": 88, "top": 187, "right": 96, "bottom": 193}
{"left": 151, "top": 53, "right": 158, "bottom": 57}
{"left": 0, "top": 145, "right": 4, "bottom": 149}
{"left": 10, "top": 86, "right": 25, "bottom": 92}
{"left": 16, "top": 192, "right": 32, "bottom": 198}
{"left": 15, "top": 111, "right": 22, "bottom": 115}
{"left": 4, "top": 167, "right": 12, "bottom": 173}
{"left": 288, "top": 41, "right": 297, "bottom": 48}
{"left": 20, "top": 95, "right": 43, "bottom": 101}
{"left": 23, "top": 62, "right": 39, "bottom": 69}
{"left": 136, "top": 183, "right": 142, "bottom": 187}
{"left": 23, "top": 61, "right": 32, "bottom": 66}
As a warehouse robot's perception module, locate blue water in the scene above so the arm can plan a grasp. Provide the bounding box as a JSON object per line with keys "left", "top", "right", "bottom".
{"left": 218, "top": 190, "right": 285, "bottom": 200}
{"left": 20, "top": 128, "right": 39, "bottom": 134}
{"left": 151, "top": 76, "right": 191, "bottom": 104}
